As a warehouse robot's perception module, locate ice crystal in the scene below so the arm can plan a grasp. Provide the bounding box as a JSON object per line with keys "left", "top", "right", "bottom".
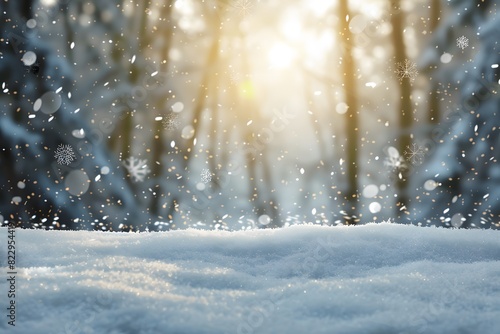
{"left": 395, "top": 59, "right": 418, "bottom": 83}
{"left": 162, "top": 113, "right": 180, "bottom": 130}
{"left": 123, "top": 157, "right": 150, "bottom": 182}
{"left": 404, "top": 143, "right": 426, "bottom": 165}
{"left": 456, "top": 35, "right": 469, "bottom": 50}
{"left": 384, "top": 147, "right": 408, "bottom": 174}
{"left": 54, "top": 144, "right": 76, "bottom": 165}
{"left": 201, "top": 168, "right": 212, "bottom": 184}
{"left": 230, "top": 0, "right": 254, "bottom": 18}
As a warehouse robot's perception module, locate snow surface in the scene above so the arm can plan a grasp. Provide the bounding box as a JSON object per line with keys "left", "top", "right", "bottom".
{"left": 1, "top": 223, "right": 500, "bottom": 334}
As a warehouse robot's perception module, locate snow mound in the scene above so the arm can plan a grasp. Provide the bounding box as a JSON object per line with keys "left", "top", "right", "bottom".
{"left": 1, "top": 223, "right": 499, "bottom": 334}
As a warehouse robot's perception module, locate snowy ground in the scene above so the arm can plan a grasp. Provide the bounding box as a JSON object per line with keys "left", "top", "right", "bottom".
{"left": 1, "top": 223, "right": 500, "bottom": 334}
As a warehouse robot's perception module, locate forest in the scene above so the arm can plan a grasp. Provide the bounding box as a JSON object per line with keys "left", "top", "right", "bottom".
{"left": 1, "top": 0, "right": 499, "bottom": 231}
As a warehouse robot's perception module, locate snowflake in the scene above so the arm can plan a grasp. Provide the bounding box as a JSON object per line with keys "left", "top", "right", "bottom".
{"left": 395, "top": 59, "right": 418, "bottom": 83}
{"left": 479, "top": 208, "right": 499, "bottom": 228}
{"left": 162, "top": 113, "right": 179, "bottom": 130}
{"left": 404, "top": 143, "right": 426, "bottom": 165}
{"left": 54, "top": 144, "right": 76, "bottom": 165}
{"left": 385, "top": 155, "right": 407, "bottom": 171}
{"left": 200, "top": 168, "right": 212, "bottom": 184}
{"left": 123, "top": 156, "right": 150, "bottom": 182}
{"left": 230, "top": 0, "right": 254, "bottom": 18}
{"left": 384, "top": 148, "right": 408, "bottom": 174}
{"left": 456, "top": 35, "right": 469, "bottom": 50}
{"left": 384, "top": 154, "right": 408, "bottom": 181}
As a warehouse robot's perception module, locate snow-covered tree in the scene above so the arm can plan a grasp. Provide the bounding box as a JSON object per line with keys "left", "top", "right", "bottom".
{"left": 0, "top": 0, "right": 146, "bottom": 230}
{"left": 410, "top": 0, "right": 500, "bottom": 229}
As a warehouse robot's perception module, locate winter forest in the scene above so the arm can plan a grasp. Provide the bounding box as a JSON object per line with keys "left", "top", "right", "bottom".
{"left": 2, "top": 1, "right": 500, "bottom": 333}
{"left": 1, "top": 0, "right": 500, "bottom": 232}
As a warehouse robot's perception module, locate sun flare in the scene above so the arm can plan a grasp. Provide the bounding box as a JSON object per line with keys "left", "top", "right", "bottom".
{"left": 268, "top": 43, "right": 296, "bottom": 69}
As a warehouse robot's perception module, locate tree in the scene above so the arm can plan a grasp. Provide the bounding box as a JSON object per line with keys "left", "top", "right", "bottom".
{"left": 389, "top": 0, "right": 414, "bottom": 216}
{"left": 427, "top": 0, "right": 442, "bottom": 124}
{"left": 338, "top": 0, "right": 360, "bottom": 224}
{"left": 410, "top": 0, "right": 500, "bottom": 229}
{"left": 0, "top": 0, "right": 145, "bottom": 230}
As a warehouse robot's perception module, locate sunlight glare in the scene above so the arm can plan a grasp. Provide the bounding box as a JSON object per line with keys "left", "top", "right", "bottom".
{"left": 304, "top": 31, "right": 333, "bottom": 61}
{"left": 281, "top": 12, "right": 302, "bottom": 42}
{"left": 350, "top": 0, "right": 384, "bottom": 19}
{"left": 174, "top": 0, "right": 194, "bottom": 15}
{"left": 268, "top": 43, "right": 296, "bottom": 69}
{"left": 306, "top": 0, "right": 335, "bottom": 16}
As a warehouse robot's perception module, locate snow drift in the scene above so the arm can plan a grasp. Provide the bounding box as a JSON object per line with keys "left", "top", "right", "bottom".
{"left": 1, "top": 223, "right": 499, "bottom": 334}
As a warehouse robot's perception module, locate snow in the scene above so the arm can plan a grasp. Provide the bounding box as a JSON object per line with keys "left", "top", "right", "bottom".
{"left": 1, "top": 223, "right": 499, "bottom": 333}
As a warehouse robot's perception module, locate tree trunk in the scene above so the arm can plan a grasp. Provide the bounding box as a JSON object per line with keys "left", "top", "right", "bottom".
{"left": 150, "top": 1, "right": 174, "bottom": 217}
{"left": 390, "top": 0, "right": 413, "bottom": 215}
{"left": 338, "top": 0, "right": 360, "bottom": 224}
{"left": 428, "top": 0, "right": 441, "bottom": 124}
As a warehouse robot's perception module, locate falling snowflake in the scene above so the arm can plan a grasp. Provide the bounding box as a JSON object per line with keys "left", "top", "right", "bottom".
{"left": 385, "top": 154, "right": 408, "bottom": 181}
{"left": 384, "top": 147, "right": 407, "bottom": 175}
{"left": 162, "top": 112, "right": 179, "bottom": 130}
{"left": 395, "top": 59, "right": 418, "bottom": 83}
{"left": 385, "top": 155, "right": 407, "bottom": 171}
{"left": 54, "top": 144, "right": 76, "bottom": 165}
{"left": 201, "top": 168, "right": 212, "bottom": 184}
{"left": 404, "top": 143, "right": 426, "bottom": 165}
{"left": 456, "top": 35, "right": 469, "bottom": 50}
{"left": 230, "top": 0, "right": 254, "bottom": 18}
{"left": 479, "top": 207, "right": 499, "bottom": 228}
{"left": 123, "top": 156, "right": 150, "bottom": 182}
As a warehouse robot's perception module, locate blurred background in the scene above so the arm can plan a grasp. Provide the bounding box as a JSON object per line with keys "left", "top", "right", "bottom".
{"left": 1, "top": 0, "right": 499, "bottom": 231}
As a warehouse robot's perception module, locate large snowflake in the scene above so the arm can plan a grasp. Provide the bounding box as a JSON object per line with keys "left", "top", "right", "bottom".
{"left": 54, "top": 144, "right": 76, "bottom": 165}
{"left": 404, "top": 143, "right": 426, "bottom": 165}
{"left": 384, "top": 147, "right": 408, "bottom": 180}
{"left": 201, "top": 168, "right": 213, "bottom": 184}
{"left": 162, "top": 112, "right": 180, "bottom": 130}
{"left": 456, "top": 35, "right": 469, "bottom": 50}
{"left": 123, "top": 157, "right": 150, "bottom": 182}
{"left": 395, "top": 59, "right": 418, "bottom": 83}
{"left": 230, "top": 0, "right": 254, "bottom": 18}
